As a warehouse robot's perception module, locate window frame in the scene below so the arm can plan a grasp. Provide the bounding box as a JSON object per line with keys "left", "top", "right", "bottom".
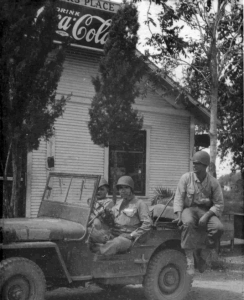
{"left": 104, "top": 127, "right": 151, "bottom": 197}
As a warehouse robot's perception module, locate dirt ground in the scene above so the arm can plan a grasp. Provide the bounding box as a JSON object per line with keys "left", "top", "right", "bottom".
{"left": 46, "top": 243, "right": 244, "bottom": 300}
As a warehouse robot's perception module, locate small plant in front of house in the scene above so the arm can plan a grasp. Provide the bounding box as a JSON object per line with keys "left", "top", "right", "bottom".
{"left": 151, "top": 187, "right": 174, "bottom": 206}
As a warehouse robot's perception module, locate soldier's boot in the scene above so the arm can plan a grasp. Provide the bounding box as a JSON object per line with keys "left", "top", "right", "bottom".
{"left": 185, "top": 249, "right": 195, "bottom": 276}
{"left": 208, "top": 248, "right": 224, "bottom": 269}
{"left": 194, "top": 249, "right": 208, "bottom": 273}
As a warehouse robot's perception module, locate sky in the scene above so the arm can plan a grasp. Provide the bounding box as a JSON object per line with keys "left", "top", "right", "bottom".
{"left": 112, "top": 0, "right": 235, "bottom": 177}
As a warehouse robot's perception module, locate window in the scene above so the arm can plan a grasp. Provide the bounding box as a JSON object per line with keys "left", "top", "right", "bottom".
{"left": 108, "top": 131, "right": 146, "bottom": 195}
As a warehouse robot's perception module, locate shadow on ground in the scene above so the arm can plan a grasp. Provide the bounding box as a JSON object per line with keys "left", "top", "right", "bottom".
{"left": 46, "top": 282, "right": 244, "bottom": 300}
{"left": 46, "top": 285, "right": 146, "bottom": 300}
{"left": 187, "top": 287, "right": 243, "bottom": 300}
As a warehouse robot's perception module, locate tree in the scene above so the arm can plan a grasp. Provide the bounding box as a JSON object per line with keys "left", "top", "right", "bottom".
{"left": 88, "top": 2, "right": 147, "bottom": 200}
{"left": 183, "top": 47, "right": 243, "bottom": 174}
{"left": 180, "top": 1, "right": 243, "bottom": 175}
{"left": 0, "top": 0, "right": 68, "bottom": 217}
{"left": 218, "top": 54, "right": 243, "bottom": 173}
{"left": 142, "top": 0, "right": 243, "bottom": 176}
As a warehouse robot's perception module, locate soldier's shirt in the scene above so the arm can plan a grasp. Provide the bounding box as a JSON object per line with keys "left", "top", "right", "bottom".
{"left": 112, "top": 196, "right": 152, "bottom": 239}
{"left": 174, "top": 172, "right": 224, "bottom": 217}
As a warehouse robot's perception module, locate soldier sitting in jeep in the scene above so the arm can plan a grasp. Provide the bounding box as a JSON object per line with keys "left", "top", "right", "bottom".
{"left": 87, "top": 178, "right": 114, "bottom": 243}
{"left": 89, "top": 176, "right": 152, "bottom": 255}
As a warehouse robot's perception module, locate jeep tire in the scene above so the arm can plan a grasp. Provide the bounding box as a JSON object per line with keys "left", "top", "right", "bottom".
{"left": 143, "top": 249, "right": 192, "bottom": 300}
{"left": 0, "top": 257, "right": 46, "bottom": 300}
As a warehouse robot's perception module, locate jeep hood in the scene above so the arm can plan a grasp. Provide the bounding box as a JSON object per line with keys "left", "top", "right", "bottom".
{"left": 0, "top": 218, "right": 86, "bottom": 244}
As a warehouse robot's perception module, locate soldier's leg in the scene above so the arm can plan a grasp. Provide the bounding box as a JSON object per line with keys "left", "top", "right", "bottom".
{"left": 181, "top": 207, "right": 200, "bottom": 249}
{"left": 196, "top": 207, "right": 224, "bottom": 248}
{"left": 96, "top": 236, "right": 132, "bottom": 256}
{"left": 194, "top": 209, "right": 224, "bottom": 273}
{"left": 181, "top": 207, "right": 200, "bottom": 276}
{"left": 93, "top": 218, "right": 111, "bottom": 233}
{"left": 93, "top": 218, "right": 103, "bottom": 230}
{"left": 88, "top": 224, "right": 112, "bottom": 244}
{"left": 206, "top": 215, "right": 224, "bottom": 249}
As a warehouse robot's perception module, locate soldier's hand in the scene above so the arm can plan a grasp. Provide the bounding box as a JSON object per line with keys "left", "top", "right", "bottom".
{"left": 198, "top": 214, "right": 208, "bottom": 227}
{"left": 172, "top": 218, "right": 183, "bottom": 226}
{"left": 120, "top": 233, "right": 134, "bottom": 240}
{"left": 102, "top": 208, "right": 115, "bottom": 226}
{"left": 172, "top": 212, "right": 183, "bottom": 226}
{"left": 104, "top": 207, "right": 112, "bottom": 214}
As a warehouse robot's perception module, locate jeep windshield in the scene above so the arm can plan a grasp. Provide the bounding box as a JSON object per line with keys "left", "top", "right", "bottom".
{"left": 42, "top": 172, "right": 100, "bottom": 207}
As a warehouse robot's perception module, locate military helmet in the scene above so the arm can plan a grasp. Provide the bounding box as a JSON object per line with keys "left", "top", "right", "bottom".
{"left": 116, "top": 176, "right": 134, "bottom": 191}
{"left": 192, "top": 151, "right": 210, "bottom": 166}
{"left": 98, "top": 178, "right": 109, "bottom": 189}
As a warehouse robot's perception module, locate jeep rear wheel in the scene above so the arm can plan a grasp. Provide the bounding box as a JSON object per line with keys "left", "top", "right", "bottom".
{"left": 143, "top": 249, "right": 192, "bottom": 300}
{"left": 0, "top": 257, "right": 46, "bottom": 300}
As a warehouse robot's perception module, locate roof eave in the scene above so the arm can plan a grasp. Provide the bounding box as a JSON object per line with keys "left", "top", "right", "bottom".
{"left": 135, "top": 49, "right": 218, "bottom": 126}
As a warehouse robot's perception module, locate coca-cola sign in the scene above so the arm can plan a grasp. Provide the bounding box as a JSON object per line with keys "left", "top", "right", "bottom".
{"left": 55, "top": 0, "right": 120, "bottom": 51}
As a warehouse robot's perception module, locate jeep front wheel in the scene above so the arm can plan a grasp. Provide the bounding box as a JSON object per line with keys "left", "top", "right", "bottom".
{"left": 143, "top": 249, "right": 192, "bottom": 300}
{"left": 0, "top": 257, "right": 46, "bottom": 300}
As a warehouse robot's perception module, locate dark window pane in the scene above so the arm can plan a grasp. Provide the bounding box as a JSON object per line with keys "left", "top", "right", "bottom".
{"left": 109, "top": 131, "right": 146, "bottom": 195}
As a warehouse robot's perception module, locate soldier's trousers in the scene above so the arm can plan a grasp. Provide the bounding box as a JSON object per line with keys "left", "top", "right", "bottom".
{"left": 94, "top": 236, "right": 132, "bottom": 255}
{"left": 181, "top": 206, "right": 224, "bottom": 250}
{"left": 88, "top": 218, "right": 112, "bottom": 244}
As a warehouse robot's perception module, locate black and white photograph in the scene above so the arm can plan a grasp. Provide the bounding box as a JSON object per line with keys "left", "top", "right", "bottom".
{"left": 0, "top": 0, "right": 243, "bottom": 299}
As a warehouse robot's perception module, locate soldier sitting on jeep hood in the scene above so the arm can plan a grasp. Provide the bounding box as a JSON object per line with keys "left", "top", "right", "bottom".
{"left": 90, "top": 176, "right": 152, "bottom": 255}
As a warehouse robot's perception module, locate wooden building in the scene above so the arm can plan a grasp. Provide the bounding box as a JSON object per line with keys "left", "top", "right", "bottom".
{"left": 25, "top": 0, "right": 210, "bottom": 217}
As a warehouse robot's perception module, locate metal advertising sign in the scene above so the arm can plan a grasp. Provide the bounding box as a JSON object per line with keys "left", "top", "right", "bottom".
{"left": 55, "top": 0, "right": 120, "bottom": 51}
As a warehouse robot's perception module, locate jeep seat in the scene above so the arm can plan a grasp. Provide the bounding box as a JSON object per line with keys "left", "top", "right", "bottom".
{"left": 149, "top": 204, "right": 177, "bottom": 221}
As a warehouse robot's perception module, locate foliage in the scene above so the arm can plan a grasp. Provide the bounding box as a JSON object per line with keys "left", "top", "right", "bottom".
{"left": 88, "top": 2, "right": 148, "bottom": 200}
{"left": 218, "top": 172, "right": 243, "bottom": 189}
{"left": 151, "top": 187, "right": 174, "bottom": 206}
{"left": 88, "top": 1, "right": 148, "bottom": 149}
{"left": 180, "top": 3, "right": 243, "bottom": 172}
{"left": 222, "top": 189, "right": 243, "bottom": 214}
{"left": 1, "top": 0, "right": 67, "bottom": 151}
{"left": 217, "top": 56, "right": 243, "bottom": 171}
{"left": 219, "top": 172, "right": 243, "bottom": 214}
{"left": 0, "top": 0, "right": 68, "bottom": 216}
{"left": 138, "top": 0, "right": 243, "bottom": 175}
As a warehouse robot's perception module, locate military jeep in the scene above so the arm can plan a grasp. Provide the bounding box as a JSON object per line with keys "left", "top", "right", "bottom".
{"left": 0, "top": 172, "right": 192, "bottom": 300}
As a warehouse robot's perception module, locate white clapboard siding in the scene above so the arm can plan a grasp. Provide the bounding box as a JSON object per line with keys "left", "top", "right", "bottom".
{"left": 54, "top": 101, "right": 104, "bottom": 175}
{"left": 54, "top": 50, "right": 105, "bottom": 195}
{"left": 56, "top": 49, "right": 100, "bottom": 97}
{"left": 143, "top": 111, "right": 190, "bottom": 198}
{"left": 29, "top": 49, "right": 102, "bottom": 217}
{"left": 136, "top": 80, "right": 174, "bottom": 109}
{"left": 28, "top": 48, "right": 191, "bottom": 216}
{"left": 30, "top": 140, "right": 47, "bottom": 217}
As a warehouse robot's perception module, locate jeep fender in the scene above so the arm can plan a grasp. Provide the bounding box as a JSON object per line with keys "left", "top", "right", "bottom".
{"left": 148, "top": 228, "right": 181, "bottom": 247}
{"left": 1, "top": 241, "right": 72, "bottom": 283}
{"left": 132, "top": 228, "right": 182, "bottom": 265}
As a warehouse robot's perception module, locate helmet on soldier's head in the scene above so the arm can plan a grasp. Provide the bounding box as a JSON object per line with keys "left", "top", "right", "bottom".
{"left": 192, "top": 151, "right": 210, "bottom": 166}
{"left": 116, "top": 176, "right": 134, "bottom": 192}
{"left": 98, "top": 178, "right": 109, "bottom": 189}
